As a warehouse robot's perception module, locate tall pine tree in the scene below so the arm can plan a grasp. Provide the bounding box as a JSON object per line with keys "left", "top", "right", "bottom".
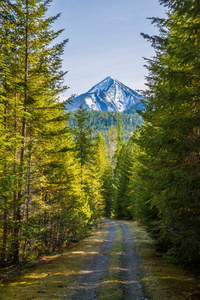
{"left": 133, "top": 0, "right": 200, "bottom": 264}
{"left": 0, "top": 0, "right": 91, "bottom": 265}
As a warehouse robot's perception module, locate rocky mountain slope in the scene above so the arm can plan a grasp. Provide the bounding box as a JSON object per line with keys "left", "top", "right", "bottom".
{"left": 66, "top": 76, "right": 144, "bottom": 112}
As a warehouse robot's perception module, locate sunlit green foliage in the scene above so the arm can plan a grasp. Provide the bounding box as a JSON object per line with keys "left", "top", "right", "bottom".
{"left": 72, "top": 105, "right": 105, "bottom": 225}
{"left": 94, "top": 133, "right": 113, "bottom": 217}
{"left": 0, "top": 0, "right": 105, "bottom": 266}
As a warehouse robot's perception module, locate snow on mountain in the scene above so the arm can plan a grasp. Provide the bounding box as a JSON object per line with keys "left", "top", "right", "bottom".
{"left": 66, "top": 76, "right": 144, "bottom": 113}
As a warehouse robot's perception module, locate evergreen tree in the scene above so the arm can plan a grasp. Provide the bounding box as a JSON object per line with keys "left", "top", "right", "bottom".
{"left": 0, "top": 0, "right": 89, "bottom": 265}
{"left": 94, "top": 133, "right": 113, "bottom": 217}
{"left": 113, "top": 139, "right": 135, "bottom": 220}
{"left": 72, "top": 106, "right": 104, "bottom": 227}
{"left": 107, "top": 125, "right": 117, "bottom": 159}
{"left": 68, "top": 110, "right": 143, "bottom": 144}
{"left": 133, "top": 0, "right": 200, "bottom": 264}
{"left": 73, "top": 104, "right": 93, "bottom": 168}
{"left": 117, "top": 112, "right": 123, "bottom": 148}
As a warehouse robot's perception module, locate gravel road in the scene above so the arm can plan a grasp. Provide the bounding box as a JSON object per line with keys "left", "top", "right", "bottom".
{"left": 68, "top": 220, "right": 116, "bottom": 300}
{"left": 67, "top": 220, "right": 148, "bottom": 300}
{"left": 116, "top": 221, "right": 148, "bottom": 300}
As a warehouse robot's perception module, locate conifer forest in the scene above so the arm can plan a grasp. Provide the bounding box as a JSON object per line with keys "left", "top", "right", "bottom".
{"left": 0, "top": 0, "right": 199, "bottom": 271}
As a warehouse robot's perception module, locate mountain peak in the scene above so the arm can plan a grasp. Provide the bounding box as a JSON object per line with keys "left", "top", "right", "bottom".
{"left": 66, "top": 77, "right": 144, "bottom": 113}
{"left": 88, "top": 76, "right": 116, "bottom": 94}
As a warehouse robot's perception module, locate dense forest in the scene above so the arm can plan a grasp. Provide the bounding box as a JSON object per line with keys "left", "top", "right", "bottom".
{"left": 0, "top": 0, "right": 199, "bottom": 269}
{"left": 0, "top": 0, "right": 106, "bottom": 265}
{"left": 68, "top": 110, "right": 143, "bottom": 144}
{"left": 113, "top": 0, "right": 200, "bottom": 265}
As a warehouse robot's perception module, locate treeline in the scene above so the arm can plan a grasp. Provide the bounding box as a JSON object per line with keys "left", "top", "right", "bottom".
{"left": 0, "top": 1, "right": 106, "bottom": 266}
{"left": 112, "top": 0, "right": 200, "bottom": 265}
{"left": 68, "top": 110, "right": 143, "bottom": 143}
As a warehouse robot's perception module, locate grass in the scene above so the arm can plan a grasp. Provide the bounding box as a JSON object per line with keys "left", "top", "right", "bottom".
{"left": 0, "top": 222, "right": 109, "bottom": 300}
{"left": 97, "top": 222, "right": 123, "bottom": 300}
{"left": 1, "top": 220, "right": 199, "bottom": 300}
{"left": 121, "top": 220, "right": 200, "bottom": 300}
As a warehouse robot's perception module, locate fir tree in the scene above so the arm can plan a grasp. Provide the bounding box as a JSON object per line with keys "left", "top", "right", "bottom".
{"left": 134, "top": 0, "right": 200, "bottom": 264}
{"left": 117, "top": 112, "right": 123, "bottom": 148}
{"left": 0, "top": 0, "right": 82, "bottom": 264}
{"left": 72, "top": 105, "right": 104, "bottom": 227}
{"left": 73, "top": 104, "right": 93, "bottom": 168}
{"left": 94, "top": 133, "right": 113, "bottom": 217}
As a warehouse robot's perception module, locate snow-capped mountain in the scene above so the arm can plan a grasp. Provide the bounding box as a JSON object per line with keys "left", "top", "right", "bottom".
{"left": 66, "top": 76, "right": 144, "bottom": 113}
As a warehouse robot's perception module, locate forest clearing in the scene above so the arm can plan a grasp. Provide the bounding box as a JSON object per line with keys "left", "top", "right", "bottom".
{"left": 0, "top": 220, "right": 199, "bottom": 300}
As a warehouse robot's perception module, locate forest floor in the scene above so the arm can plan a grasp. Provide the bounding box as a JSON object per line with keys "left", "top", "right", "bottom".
{"left": 0, "top": 219, "right": 199, "bottom": 300}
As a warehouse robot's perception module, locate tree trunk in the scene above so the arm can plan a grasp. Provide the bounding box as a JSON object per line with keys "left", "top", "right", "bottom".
{"left": 13, "top": 1, "right": 29, "bottom": 263}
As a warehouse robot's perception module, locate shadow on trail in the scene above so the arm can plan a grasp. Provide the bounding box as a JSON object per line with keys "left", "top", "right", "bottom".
{"left": 68, "top": 220, "right": 116, "bottom": 300}
{"left": 116, "top": 221, "right": 149, "bottom": 300}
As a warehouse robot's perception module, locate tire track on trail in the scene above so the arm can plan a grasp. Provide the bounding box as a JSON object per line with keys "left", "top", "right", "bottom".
{"left": 67, "top": 220, "right": 116, "bottom": 300}
{"left": 117, "top": 221, "right": 148, "bottom": 300}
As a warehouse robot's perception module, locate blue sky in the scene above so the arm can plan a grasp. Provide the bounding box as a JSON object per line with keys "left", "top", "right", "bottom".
{"left": 48, "top": 0, "right": 166, "bottom": 97}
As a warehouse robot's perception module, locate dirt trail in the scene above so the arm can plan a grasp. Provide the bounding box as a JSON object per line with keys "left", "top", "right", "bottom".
{"left": 117, "top": 221, "right": 148, "bottom": 300}
{"left": 67, "top": 220, "right": 148, "bottom": 300}
{"left": 67, "top": 220, "right": 116, "bottom": 300}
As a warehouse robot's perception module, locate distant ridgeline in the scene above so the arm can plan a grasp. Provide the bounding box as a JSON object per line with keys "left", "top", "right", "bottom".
{"left": 68, "top": 110, "right": 143, "bottom": 143}
{"left": 66, "top": 76, "right": 144, "bottom": 142}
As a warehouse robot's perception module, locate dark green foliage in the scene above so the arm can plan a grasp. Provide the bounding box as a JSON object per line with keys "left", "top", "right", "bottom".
{"left": 109, "top": 0, "right": 200, "bottom": 266}
{"left": 73, "top": 104, "right": 94, "bottom": 167}
{"left": 94, "top": 133, "right": 113, "bottom": 217}
{"left": 117, "top": 113, "right": 123, "bottom": 148}
{"left": 128, "top": 0, "right": 200, "bottom": 265}
{"left": 113, "top": 141, "right": 134, "bottom": 220}
{"left": 68, "top": 110, "right": 143, "bottom": 144}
